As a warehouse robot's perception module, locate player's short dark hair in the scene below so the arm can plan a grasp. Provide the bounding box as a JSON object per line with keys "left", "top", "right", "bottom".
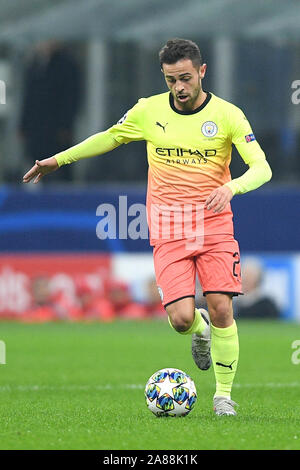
{"left": 159, "top": 38, "right": 202, "bottom": 69}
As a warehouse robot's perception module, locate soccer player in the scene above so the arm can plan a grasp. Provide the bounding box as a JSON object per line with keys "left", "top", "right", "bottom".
{"left": 23, "top": 38, "right": 272, "bottom": 416}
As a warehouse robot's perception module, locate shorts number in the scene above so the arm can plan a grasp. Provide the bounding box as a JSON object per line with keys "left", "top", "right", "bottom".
{"left": 233, "top": 252, "right": 240, "bottom": 278}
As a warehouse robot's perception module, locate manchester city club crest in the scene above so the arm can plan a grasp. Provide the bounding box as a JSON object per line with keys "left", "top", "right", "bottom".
{"left": 201, "top": 121, "right": 218, "bottom": 137}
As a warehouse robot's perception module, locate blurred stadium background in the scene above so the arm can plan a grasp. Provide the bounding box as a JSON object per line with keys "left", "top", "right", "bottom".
{"left": 0, "top": 0, "right": 299, "bottom": 323}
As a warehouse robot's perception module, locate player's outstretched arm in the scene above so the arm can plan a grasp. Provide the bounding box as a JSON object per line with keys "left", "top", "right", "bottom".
{"left": 22, "top": 130, "right": 121, "bottom": 184}
{"left": 23, "top": 157, "right": 59, "bottom": 184}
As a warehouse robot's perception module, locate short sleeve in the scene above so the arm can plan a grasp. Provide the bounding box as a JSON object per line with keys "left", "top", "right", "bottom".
{"left": 230, "top": 106, "right": 266, "bottom": 165}
{"left": 107, "top": 98, "right": 146, "bottom": 144}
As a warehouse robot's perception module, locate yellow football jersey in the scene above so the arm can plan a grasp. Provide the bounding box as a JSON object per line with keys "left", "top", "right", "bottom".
{"left": 54, "top": 91, "right": 270, "bottom": 245}
{"left": 108, "top": 92, "right": 266, "bottom": 204}
{"left": 107, "top": 92, "right": 267, "bottom": 244}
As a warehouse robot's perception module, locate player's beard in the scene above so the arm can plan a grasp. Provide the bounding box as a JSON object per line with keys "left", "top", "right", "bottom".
{"left": 174, "top": 82, "right": 202, "bottom": 111}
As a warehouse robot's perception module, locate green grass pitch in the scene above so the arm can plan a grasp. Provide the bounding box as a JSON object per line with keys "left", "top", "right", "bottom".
{"left": 0, "top": 319, "right": 299, "bottom": 450}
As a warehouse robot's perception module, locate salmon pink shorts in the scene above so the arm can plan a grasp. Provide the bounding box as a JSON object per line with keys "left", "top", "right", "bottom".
{"left": 153, "top": 235, "right": 243, "bottom": 307}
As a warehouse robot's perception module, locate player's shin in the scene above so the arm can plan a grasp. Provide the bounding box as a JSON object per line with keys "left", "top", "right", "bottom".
{"left": 211, "top": 320, "right": 239, "bottom": 398}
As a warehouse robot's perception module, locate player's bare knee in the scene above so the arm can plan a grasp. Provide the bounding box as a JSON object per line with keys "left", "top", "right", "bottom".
{"left": 165, "top": 296, "right": 195, "bottom": 332}
{"left": 166, "top": 304, "right": 194, "bottom": 332}
{"left": 169, "top": 314, "right": 193, "bottom": 332}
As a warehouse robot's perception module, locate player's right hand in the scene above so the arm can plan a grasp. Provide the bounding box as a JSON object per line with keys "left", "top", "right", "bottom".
{"left": 22, "top": 157, "right": 59, "bottom": 184}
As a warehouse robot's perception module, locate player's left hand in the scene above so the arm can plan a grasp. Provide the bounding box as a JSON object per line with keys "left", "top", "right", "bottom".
{"left": 205, "top": 185, "right": 234, "bottom": 213}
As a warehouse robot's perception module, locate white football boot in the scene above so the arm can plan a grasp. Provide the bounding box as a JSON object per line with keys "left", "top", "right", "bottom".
{"left": 213, "top": 396, "right": 238, "bottom": 416}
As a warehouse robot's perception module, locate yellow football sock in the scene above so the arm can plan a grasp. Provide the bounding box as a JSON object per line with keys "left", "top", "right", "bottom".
{"left": 211, "top": 320, "right": 239, "bottom": 398}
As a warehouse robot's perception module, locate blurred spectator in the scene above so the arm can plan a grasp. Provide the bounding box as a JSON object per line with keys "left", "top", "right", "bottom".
{"left": 144, "top": 278, "right": 165, "bottom": 318}
{"left": 22, "top": 275, "right": 59, "bottom": 322}
{"left": 72, "top": 278, "right": 116, "bottom": 322}
{"left": 21, "top": 275, "right": 148, "bottom": 322}
{"left": 107, "top": 280, "right": 147, "bottom": 319}
{"left": 235, "top": 260, "right": 280, "bottom": 319}
{"left": 19, "top": 40, "right": 81, "bottom": 181}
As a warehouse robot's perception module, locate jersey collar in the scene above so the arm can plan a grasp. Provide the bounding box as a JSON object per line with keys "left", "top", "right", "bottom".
{"left": 169, "top": 91, "right": 212, "bottom": 115}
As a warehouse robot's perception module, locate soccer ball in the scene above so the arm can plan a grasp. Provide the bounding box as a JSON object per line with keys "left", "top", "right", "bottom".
{"left": 144, "top": 368, "right": 197, "bottom": 417}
